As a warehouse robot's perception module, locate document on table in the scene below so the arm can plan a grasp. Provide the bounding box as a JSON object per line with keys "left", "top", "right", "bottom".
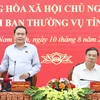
{"left": 10, "top": 74, "right": 25, "bottom": 81}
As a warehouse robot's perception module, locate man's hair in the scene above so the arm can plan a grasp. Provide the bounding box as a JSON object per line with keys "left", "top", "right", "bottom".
{"left": 85, "top": 47, "right": 99, "bottom": 57}
{"left": 14, "top": 26, "right": 27, "bottom": 34}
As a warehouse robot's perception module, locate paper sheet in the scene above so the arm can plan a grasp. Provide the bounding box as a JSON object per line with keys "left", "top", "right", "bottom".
{"left": 10, "top": 74, "right": 25, "bottom": 82}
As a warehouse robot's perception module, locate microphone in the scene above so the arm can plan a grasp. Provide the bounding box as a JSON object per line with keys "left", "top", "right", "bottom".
{"left": 13, "top": 61, "right": 16, "bottom": 81}
{"left": 80, "top": 79, "right": 100, "bottom": 82}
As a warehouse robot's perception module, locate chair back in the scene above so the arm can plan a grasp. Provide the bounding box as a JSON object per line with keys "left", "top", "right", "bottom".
{"left": 68, "top": 67, "right": 74, "bottom": 81}
{"left": 68, "top": 62, "right": 84, "bottom": 81}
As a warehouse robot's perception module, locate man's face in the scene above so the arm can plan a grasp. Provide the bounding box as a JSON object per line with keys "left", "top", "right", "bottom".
{"left": 85, "top": 50, "right": 98, "bottom": 64}
{"left": 14, "top": 28, "right": 27, "bottom": 44}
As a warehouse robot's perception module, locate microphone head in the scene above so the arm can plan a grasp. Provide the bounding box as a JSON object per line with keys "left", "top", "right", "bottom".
{"left": 80, "top": 79, "right": 85, "bottom": 81}
{"left": 14, "top": 61, "right": 16, "bottom": 64}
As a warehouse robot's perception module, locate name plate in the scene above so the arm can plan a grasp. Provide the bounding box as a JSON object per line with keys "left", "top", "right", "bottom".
{"left": 11, "top": 81, "right": 30, "bottom": 91}
{"left": 90, "top": 82, "right": 100, "bottom": 91}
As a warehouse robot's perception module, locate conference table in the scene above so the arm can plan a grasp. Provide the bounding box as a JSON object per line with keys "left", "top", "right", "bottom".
{"left": 0, "top": 92, "right": 100, "bottom": 100}
{"left": 87, "top": 92, "right": 100, "bottom": 100}
{"left": 0, "top": 92, "right": 32, "bottom": 100}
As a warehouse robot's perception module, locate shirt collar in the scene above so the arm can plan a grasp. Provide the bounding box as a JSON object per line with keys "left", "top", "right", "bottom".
{"left": 93, "top": 64, "right": 99, "bottom": 70}
{"left": 14, "top": 42, "right": 28, "bottom": 47}
{"left": 82, "top": 63, "right": 98, "bottom": 71}
{"left": 82, "top": 63, "right": 87, "bottom": 70}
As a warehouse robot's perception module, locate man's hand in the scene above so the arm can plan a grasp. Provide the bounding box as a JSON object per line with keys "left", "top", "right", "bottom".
{"left": 19, "top": 73, "right": 30, "bottom": 79}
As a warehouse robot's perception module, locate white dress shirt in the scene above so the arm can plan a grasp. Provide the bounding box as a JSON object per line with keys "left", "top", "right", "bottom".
{"left": 0, "top": 42, "right": 41, "bottom": 77}
{"left": 72, "top": 63, "right": 100, "bottom": 88}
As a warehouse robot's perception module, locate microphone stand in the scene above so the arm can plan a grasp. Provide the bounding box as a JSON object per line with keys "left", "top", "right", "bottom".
{"left": 13, "top": 61, "right": 16, "bottom": 81}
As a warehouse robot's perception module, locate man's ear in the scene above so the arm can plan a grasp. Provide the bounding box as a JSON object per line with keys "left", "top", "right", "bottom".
{"left": 26, "top": 36, "right": 30, "bottom": 42}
